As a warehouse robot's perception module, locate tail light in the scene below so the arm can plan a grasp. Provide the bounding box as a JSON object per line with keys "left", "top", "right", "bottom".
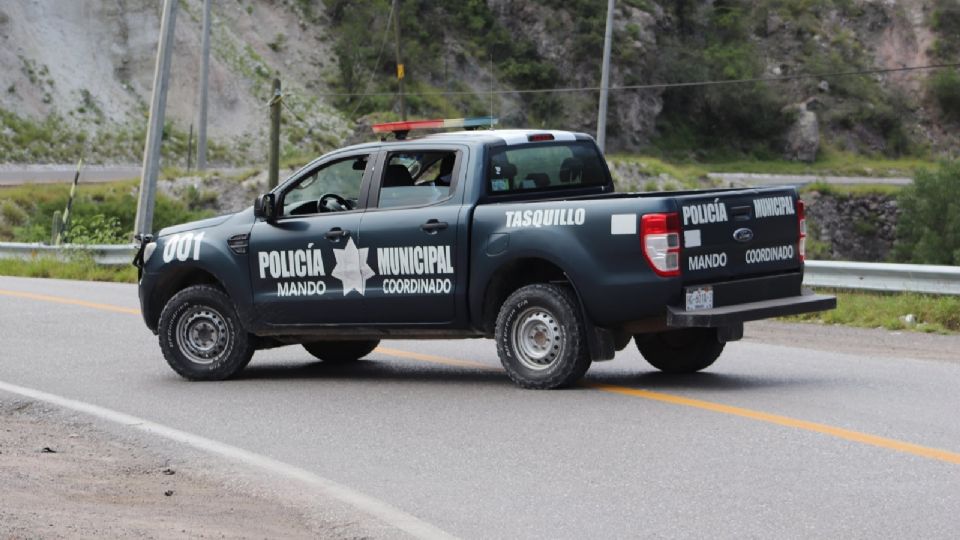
{"left": 797, "top": 199, "right": 806, "bottom": 262}
{"left": 641, "top": 212, "right": 681, "bottom": 277}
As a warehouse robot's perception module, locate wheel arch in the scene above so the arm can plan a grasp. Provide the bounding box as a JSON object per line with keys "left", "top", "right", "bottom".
{"left": 146, "top": 266, "right": 227, "bottom": 332}
{"left": 479, "top": 256, "right": 576, "bottom": 336}
{"left": 478, "top": 255, "right": 617, "bottom": 362}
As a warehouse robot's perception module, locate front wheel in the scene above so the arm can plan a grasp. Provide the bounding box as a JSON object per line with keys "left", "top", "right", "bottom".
{"left": 495, "top": 284, "right": 592, "bottom": 389}
{"left": 634, "top": 328, "right": 724, "bottom": 374}
{"left": 158, "top": 285, "right": 255, "bottom": 381}
{"left": 303, "top": 340, "right": 380, "bottom": 363}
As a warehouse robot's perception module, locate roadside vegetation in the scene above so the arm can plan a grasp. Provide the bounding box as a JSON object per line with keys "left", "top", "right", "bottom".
{"left": 892, "top": 161, "right": 960, "bottom": 265}
{"left": 0, "top": 180, "right": 213, "bottom": 244}
{"left": 789, "top": 289, "right": 960, "bottom": 334}
{"left": 0, "top": 255, "right": 136, "bottom": 283}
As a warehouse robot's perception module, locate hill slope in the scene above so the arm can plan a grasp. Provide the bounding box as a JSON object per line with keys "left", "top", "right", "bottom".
{"left": 1, "top": 0, "right": 958, "bottom": 165}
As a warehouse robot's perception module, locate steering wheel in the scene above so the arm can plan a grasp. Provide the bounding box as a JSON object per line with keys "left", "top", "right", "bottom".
{"left": 319, "top": 193, "right": 350, "bottom": 212}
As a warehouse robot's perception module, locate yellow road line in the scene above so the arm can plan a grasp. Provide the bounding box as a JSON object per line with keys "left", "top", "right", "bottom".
{"left": 590, "top": 383, "right": 960, "bottom": 465}
{"left": 6, "top": 286, "right": 960, "bottom": 465}
{"left": 0, "top": 289, "right": 141, "bottom": 315}
{"left": 374, "top": 347, "right": 498, "bottom": 370}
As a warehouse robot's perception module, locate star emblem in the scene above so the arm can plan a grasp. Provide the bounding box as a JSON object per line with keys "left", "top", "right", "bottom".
{"left": 331, "top": 237, "right": 375, "bottom": 296}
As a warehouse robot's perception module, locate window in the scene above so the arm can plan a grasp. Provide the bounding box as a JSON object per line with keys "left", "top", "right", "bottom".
{"left": 486, "top": 141, "right": 607, "bottom": 194}
{"left": 282, "top": 155, "right": 368, "bottom": 216}
{"left": 378, "top": 150, "right": 457, "bottom": 209}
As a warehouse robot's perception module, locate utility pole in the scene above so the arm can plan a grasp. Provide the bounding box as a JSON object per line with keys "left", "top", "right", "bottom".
{"left": 197, "top": 0, "right": 211, "bottom": 170}
{"left": 268, "top": 78, "right": 281, "bottom": 189}
{"left": 392, "top": 0, "right": 406, "bottom": 120}
{"left": 596, "top": 0, "right": 615, "bottom": 153}
{"left": 134, "top": 0, "right": 178, "bottom": 238}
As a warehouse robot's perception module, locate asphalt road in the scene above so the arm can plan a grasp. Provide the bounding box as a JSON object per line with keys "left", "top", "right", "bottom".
{"left": 0, "top": 165, "right": 142, "bottom": 185}
{"left": 1, "top": 276, "right": 959, "bottom": 539}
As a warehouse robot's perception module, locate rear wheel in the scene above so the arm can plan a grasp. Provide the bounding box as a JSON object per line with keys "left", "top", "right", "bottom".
{"left": 495, "top": 284, "right": 591, "bottom": 389}
{"left": 635, "top": 328, "right": 724, "bottom": 373}
{"left": 158, "top": 285, "right": 254, "bottom": 381}
{"left": 303, "top": 340, "right": 380, "bottom": 363}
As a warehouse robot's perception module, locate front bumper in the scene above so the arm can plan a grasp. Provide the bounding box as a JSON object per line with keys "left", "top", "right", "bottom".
{"left": 667, "top": 288, "right": 836, "bottom": 328}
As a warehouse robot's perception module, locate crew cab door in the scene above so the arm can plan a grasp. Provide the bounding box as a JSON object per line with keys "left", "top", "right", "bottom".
{"left": 358, "top": 146, "right": 468, "bottom": 324}
{"left": 247, "top": 152, "right": 373, "bottom": 326}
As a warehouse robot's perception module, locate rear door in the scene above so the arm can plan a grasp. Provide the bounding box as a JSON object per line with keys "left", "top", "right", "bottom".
{"left": 676, "top": 188, "right": 801, "bottom": 284}
{"left": 358, "top": 145, "right": 468, "bottom": 324}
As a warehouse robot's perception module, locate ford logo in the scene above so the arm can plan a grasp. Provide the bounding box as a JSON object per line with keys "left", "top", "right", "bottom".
{"left": 733, "top": 228, "right": 754, "bottom": 243}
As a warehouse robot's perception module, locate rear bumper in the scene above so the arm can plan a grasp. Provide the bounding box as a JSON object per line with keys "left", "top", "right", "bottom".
{"left": 667, "top": 288, "right": 836, "bottom": 328}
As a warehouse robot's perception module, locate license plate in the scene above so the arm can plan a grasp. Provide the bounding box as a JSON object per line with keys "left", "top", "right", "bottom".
{"left": 685, "top": 286, "right": 714, "bottom": 311}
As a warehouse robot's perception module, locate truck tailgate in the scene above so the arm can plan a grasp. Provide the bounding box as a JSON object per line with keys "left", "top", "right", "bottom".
{"left": 675, "top": 188, "right": 801, "bottom": 284}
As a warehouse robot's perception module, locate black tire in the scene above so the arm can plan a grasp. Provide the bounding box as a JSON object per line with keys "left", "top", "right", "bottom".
{"left": 495, "top": 284, "right": 592, "bottom": 389}
{"left": 634, "top": 328, "right": 725, "bottom": 374}
{"left": 303, "top": 340, "right": 380, "bottom": 363}
{"left": 158, "top": 285, "right": 254, "bottom": 381}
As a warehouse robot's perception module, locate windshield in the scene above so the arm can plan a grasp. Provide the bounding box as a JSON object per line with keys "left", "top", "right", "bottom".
{"left": 486, "top": 141, "right": 608, "bottom": 195}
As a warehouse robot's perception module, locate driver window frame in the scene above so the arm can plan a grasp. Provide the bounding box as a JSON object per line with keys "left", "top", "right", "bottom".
{"left": 274, "top": 152, "right": 375, "bottom": 220}
{"left": 367, "top": 146, "right": 464, "bottom": 211}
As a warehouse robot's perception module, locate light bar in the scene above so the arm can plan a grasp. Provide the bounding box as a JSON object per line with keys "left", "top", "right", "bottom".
{"left": 372, "top": 116, "right": 498, "bottom": 134}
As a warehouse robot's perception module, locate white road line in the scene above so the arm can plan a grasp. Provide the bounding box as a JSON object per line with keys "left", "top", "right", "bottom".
{"left": 0, "top": 379, "right": 456, "bottom": 540}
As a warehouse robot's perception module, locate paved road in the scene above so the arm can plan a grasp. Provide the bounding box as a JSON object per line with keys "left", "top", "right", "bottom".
{"left": 707, "top": 172, "right": 912, "bottom": 186}
{"left": 1, "top": 276, "right": 959, "bottom": 538}
{"left": 0, "top": 165, "right": 142, "bottom": 185}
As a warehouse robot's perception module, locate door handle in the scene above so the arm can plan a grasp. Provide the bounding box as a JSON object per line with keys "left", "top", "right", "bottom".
{"left": 324, "top": 227, "right": 349, "bottom": 240}
{"left": 420, "top": 219, "right": 449, "bottom": 233}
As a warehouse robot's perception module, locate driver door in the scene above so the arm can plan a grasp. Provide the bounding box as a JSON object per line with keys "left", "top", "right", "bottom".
{"left": 248, "top": 153, "right": 373, "bottom": 326}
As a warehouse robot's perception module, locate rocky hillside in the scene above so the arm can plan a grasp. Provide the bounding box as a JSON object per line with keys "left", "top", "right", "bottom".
{"left": 0, "top": 0, "right": 349, "bottom": 164}
{"left": 1, "top": 0, "right": 958, "bottom": 165}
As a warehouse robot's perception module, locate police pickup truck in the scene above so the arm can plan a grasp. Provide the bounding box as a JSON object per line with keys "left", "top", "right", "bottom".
{"left": 135, "top": 119, "right": 835, "bottom": 389}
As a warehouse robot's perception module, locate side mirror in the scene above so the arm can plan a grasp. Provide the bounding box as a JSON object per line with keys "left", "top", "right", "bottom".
{"left": 254, "top": 193, "right": 277, "bottom": 222}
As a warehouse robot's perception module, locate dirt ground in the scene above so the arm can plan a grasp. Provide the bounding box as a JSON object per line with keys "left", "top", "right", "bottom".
{"left": 0, "top": 400, "right": 383, "bottom": 539}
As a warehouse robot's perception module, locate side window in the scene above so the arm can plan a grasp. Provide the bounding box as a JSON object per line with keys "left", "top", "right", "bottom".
{"left": 281, "top": 155, "right": 368, "bottom": 216}
{"left": 378, "top": 150, "right": 457, "bottom": 209}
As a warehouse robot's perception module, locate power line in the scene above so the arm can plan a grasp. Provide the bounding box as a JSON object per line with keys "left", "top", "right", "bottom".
{"left": 316, "top": 62, "right": 960, "bottom": 99}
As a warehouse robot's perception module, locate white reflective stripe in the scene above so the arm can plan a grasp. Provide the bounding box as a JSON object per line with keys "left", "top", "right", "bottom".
{"left": 610, "top": 214, "right": 637, "bottom": 235}
{"left": 684, "top": 229, "right": 702, "bottom": 248}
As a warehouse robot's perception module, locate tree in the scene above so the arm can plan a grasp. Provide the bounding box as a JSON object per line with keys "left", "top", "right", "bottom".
{"left": 893, "top": 161, "right": 960, "bottom": 265}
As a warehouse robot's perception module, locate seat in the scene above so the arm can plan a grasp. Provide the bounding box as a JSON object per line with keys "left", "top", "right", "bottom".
{"left": 559, "top": 157, "right": 582, "bottom": 183}
{"left": 435, "top": 154, "right": 455, "bottom": 186}
{"left": 383, "top": 164, "right": 415, "bottom": 188}
{"left": 524, "top": 173, "right": 550, "bottom": 188}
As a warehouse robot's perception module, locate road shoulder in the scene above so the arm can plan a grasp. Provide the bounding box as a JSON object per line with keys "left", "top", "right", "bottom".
{"left": 0, "top": 398, "right": 402, "bottom": 539}
{"left": 746, "top": 320, "right": 960, "bottom": 363}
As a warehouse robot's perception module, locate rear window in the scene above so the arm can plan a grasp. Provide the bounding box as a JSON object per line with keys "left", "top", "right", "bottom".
{"left": 486, "top": 141, "right": 608, "bottom": 195}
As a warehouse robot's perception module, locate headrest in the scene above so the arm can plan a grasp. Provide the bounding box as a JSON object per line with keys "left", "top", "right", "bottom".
{"left": 383, "top": 164, "right": 415, "bottom": 188}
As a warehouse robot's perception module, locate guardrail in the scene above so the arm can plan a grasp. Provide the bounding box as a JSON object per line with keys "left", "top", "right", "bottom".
{"left": 0, "top": 242, "right": 957, "bottom": 294}
{"left": 0, "top": 242, "right": 137, "bottom": 266}
{"left": 803, "top": 260, "right": 960, "bottom": 296}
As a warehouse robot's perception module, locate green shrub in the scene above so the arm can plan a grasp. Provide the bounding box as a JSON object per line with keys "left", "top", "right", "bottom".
{"left": 893, "top": 161, "right": 960, "bottom": 265}
{"left": 0, "top": 201, "right": 28, "bottom": 226}
{"left": 65, "top": 214, "right": 127, "bottom": 244}
{"left": 931, "top": 0, "right": 960, "bottom": 60}
{"left": 930, "top": 69, "right": 960, "bottom": 121}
